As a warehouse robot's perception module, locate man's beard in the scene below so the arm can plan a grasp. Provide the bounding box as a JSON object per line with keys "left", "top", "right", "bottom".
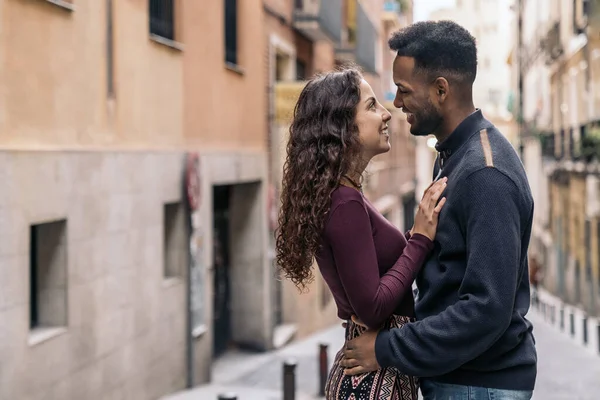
{"left": 409, "top": 103, "right": 443, "bottom": 137}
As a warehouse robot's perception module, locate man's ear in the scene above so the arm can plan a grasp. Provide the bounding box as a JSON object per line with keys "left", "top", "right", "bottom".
{"left": 434, "top": 77, "right": 449, "bottom": 103}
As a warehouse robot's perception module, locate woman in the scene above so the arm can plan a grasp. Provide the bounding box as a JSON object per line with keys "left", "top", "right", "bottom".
{"left": 275, "top": 67, "right": 446, "bottom": 400}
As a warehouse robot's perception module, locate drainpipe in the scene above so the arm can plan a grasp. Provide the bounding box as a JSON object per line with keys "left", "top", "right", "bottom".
{"left": 583, "top": 1, "right": 592, "bottom": 123}
{"left": 185, "top": 164, "right": 194, "bottom": 389}
{"left": 517, "top": 0, "right": 525, "bottom": 160}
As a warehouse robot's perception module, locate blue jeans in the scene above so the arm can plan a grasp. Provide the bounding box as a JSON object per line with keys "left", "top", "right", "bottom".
{"left": 420, "top": 380, "right": 533, "bottom": 400}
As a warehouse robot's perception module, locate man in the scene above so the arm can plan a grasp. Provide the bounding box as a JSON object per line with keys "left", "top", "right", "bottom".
{"left": 340, "top": 20, "right": 537, "bottom": 399}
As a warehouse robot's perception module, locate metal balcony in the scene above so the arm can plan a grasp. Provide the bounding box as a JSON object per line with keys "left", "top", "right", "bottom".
{"left": 293, "top": 0, "right": 342, "bottom": 44}
{"left": 334, "top": 1, "right": 377, "bottom": 74}
{"left": 355, "top": 2, "right": 377, "bottom": 74}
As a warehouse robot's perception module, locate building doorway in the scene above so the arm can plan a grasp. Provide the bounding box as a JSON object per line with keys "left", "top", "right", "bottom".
{"left": 213, "top": 185, "right": 232, "bottom": 357}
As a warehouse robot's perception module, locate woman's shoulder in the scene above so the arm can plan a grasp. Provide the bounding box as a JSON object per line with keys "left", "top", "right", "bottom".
{"left": 325, "top": 186, "right": 369, "bottom": 232}
{"left": 330, "top": 185, "right": 365, "bottom": 207}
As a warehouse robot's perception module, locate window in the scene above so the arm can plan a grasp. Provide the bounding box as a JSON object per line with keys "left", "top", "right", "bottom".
{"left": 149, "top": 0, "right": 175, "bottom": 41}
{"left": 224, "top": 0, "right": 238, "bottom": 65}
{"left": 275, "top": 53, "right": 289, "bottom": 81}
{"left": 296, "top": 60, "right": 307, "bottom": 80}
{"left": 30, "top": 220, "right": 68, "bottom": 331}
{"left": 164, "top": 202, "right": 186, "bottom": 278}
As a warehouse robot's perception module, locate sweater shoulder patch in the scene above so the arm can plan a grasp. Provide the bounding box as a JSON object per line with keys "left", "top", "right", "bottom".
{"left": 479, "top": 128, "right": 494, "bottom": 167}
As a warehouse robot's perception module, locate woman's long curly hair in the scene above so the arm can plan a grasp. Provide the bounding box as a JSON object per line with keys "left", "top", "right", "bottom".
{"left": 275, "top": 67, "right": 364, "bottom": 290}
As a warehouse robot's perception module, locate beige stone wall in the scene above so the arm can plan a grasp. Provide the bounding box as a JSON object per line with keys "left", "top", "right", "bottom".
{"left": 0, "top": 151, "right": 187, "bottom": 400}
{"left": 0, "top": 149, "right": 272, "bottom": 397}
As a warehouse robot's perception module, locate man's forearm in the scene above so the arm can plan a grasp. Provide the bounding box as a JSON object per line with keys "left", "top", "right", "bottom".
{"left": 374, "top": 296, "right": 513, "bottom": 377}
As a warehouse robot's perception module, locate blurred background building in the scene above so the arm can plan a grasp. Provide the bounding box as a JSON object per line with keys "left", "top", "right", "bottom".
{"left": 510, "top": 0, "right": 600, "bottom": 322}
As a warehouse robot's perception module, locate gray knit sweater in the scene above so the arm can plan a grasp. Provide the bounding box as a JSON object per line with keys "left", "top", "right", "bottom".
{"left": 375, "top": 110, "right": 537, "bottom": 391}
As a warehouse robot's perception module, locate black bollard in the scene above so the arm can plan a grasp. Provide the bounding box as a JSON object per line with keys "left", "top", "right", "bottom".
{"left": 570, "top": 311, "right": 575, "bottom": 337}
{"left": 583, "top": 316, "right": 588, "bottom": 345}
{"left": 597, "top": 323, "right": 600, "bottom": 355}
{"left": 217, "top": 393, "right": 237, "bottom": 400}
{"left": 560, "top": 308, "right": 564, "bottom": 330}
{"left": 283, "top": 358, "right": 297, "bottom": 400}
{"left": 542, "top": 302, "right": 547, "bottom": 320}
{"left": 318, "top": 343, "right": 329, "bottom": 396}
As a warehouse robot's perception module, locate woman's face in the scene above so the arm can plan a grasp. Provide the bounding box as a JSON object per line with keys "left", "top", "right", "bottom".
{"left": 355, "top": 79, "right": 393, "bottom": 159}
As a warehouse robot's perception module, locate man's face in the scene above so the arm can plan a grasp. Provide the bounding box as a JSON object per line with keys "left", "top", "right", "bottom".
{"left": 392, "top": 56, "right": 443, "bottom": 137}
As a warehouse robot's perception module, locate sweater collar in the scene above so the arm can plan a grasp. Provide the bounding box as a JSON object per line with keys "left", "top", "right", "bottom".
{"left": 434, "top": 109, "right": 491, "bottom": 164}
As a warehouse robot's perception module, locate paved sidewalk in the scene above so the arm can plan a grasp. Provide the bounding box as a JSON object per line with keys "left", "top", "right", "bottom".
{"left": 163, "top": 384, "right": 315, "bottom": 400}
{"left": 528, "top": 309, "right": 600, "bottom": 400}
{"left": 162, "top": 324, "right": 346, "bottom": 400}
{"left": 164, "top": 306, "right": 600, "bottom": 400}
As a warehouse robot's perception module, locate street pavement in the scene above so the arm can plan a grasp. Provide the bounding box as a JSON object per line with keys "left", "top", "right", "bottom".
{"left": 528, "top": 310, "right": 600, "bottom": 399}
{"left": 164, "top": 308, "right": 600, "bottom": 400}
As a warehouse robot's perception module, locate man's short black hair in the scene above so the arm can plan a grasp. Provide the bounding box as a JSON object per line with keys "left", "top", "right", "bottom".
{"left": 389, "top": 20, "right": 477, "bottom": 85}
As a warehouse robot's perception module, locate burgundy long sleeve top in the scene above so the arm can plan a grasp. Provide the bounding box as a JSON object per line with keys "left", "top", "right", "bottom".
{"left": 315, "top": 186, "right": 434, "bottom": 330}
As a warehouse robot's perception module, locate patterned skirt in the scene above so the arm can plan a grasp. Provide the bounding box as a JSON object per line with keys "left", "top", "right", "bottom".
{"left": 324, "top": 314, "right": 419, "bottom": 400}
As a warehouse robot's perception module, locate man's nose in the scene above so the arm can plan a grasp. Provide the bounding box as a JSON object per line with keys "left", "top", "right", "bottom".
{"left": 393, "top": 93, "right": 403, "bottom": 109}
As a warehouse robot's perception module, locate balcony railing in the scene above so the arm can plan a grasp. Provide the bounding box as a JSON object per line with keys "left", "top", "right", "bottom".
{"left": 293, "top": 0, "right": 342, "bottom": 44}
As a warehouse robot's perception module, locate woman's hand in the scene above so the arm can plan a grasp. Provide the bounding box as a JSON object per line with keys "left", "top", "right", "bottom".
{"left": 412, "top": 177, "right": 447, "bottom": 241}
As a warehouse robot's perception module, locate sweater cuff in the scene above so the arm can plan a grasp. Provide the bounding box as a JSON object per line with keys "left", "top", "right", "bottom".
{"left": 375, "top": 329, "right": 395, "bottom": 369}
{"left": 408, "top": 233, "right": 435, "bottom": 252}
